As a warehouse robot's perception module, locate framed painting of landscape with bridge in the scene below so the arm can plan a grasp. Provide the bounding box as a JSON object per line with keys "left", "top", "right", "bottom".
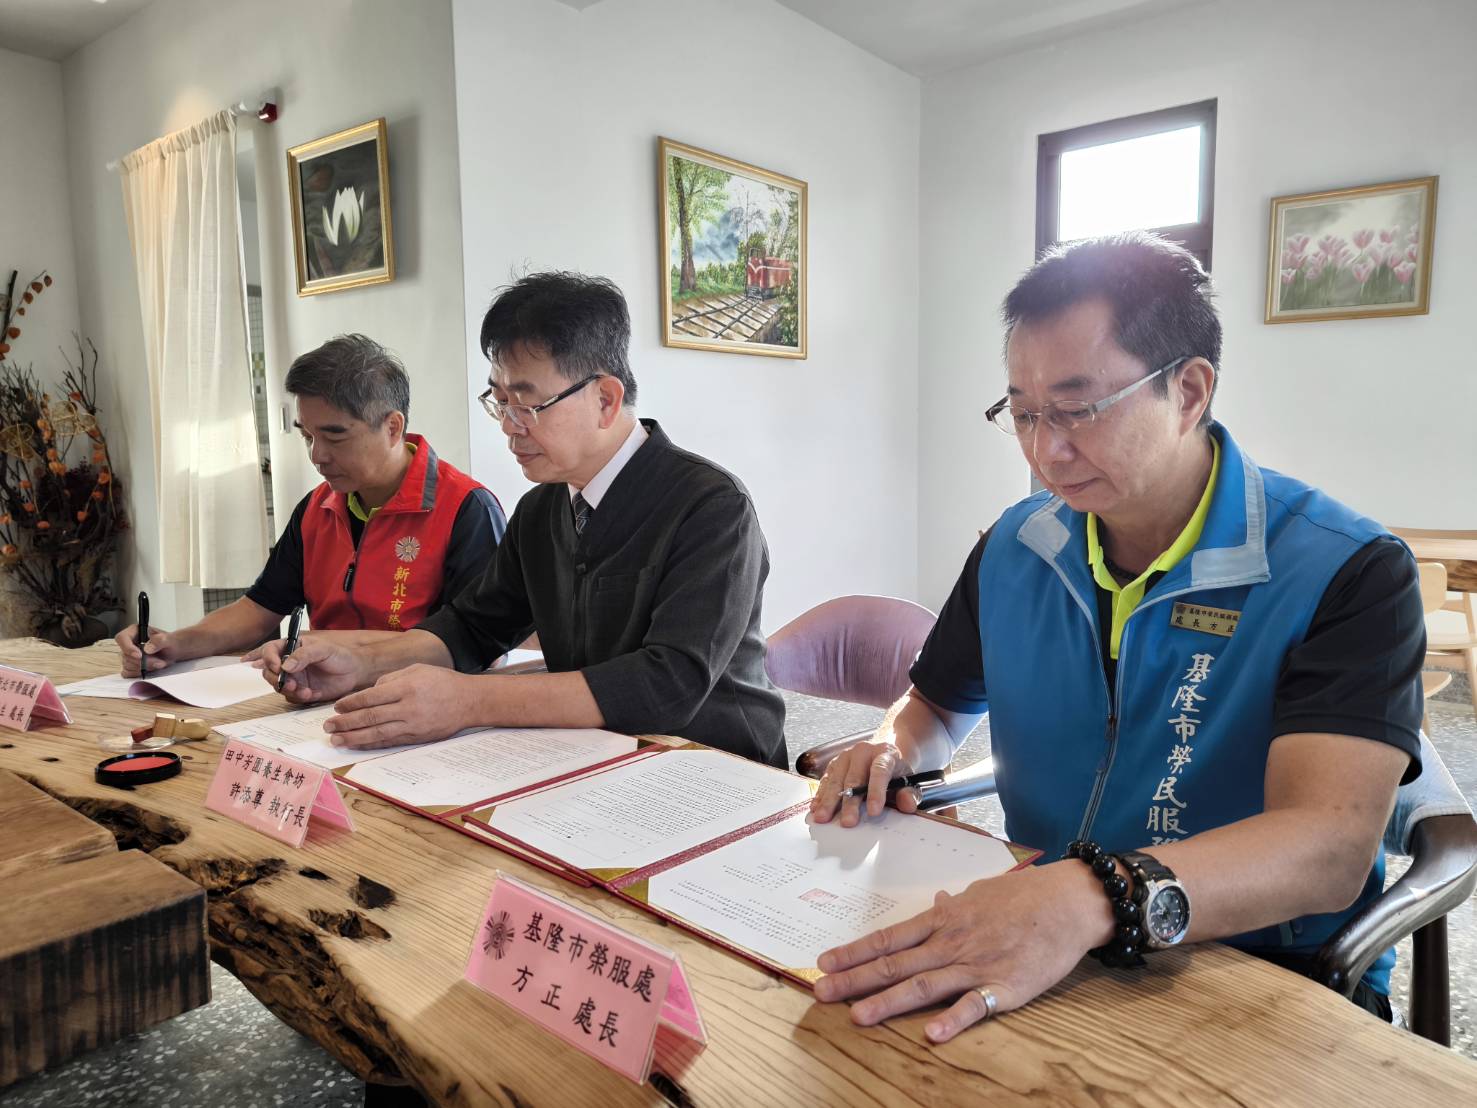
{"left": 659, "top": 138, "right": 807, "bottom": 358}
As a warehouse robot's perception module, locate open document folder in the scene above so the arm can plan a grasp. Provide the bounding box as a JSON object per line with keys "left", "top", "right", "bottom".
{"left": 458, "top": 747, "right": 1039, "bottom": 983}
{"left": 243, "top": 724, "right": 1038, "bottom": 986}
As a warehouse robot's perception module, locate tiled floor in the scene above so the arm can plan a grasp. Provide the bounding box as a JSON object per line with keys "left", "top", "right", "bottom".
{"left": 0, "top": 961, "right": 363, "bottom": 1107}
{"left": 4, "top": 685, "right": 1475, "bottom": 1106}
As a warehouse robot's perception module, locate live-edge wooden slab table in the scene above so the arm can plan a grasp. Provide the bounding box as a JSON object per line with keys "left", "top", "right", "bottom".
{"left": 3, "top": 637, "right": 1475, "bottom": 1107}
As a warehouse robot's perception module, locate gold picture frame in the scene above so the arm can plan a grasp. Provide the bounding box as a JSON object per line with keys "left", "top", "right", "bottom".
{"left": 287, "top": 119, "right": 395, "bottom": 297}
{"left": 1265, "top": 176, "right": 1436, "bottom": 324}
{"left": 659, "top": 138, "right": 807, "bottom": 358}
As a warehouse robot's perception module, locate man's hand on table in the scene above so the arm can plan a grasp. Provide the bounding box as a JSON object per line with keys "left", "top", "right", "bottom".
{"left": 809, "top": 740, "right": 922, "bottom": 825}
{"left": 814, "top": 861, "right": 1112, "bottom": 1042}
{"left": 322, "top": 665, "right": 480, "bottom": 749}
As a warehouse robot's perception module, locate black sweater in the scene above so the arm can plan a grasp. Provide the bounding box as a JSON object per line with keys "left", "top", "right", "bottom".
{"left": 418, "top": 420, "right": 786, "bottom": 766}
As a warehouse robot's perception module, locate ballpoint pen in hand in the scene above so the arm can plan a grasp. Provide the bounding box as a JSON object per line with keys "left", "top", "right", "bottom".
{"left": 137, "top": 591, "right": 150, "bottom": 676}
{"left": 276, "top": 605, "right": 305, "bottom": 692}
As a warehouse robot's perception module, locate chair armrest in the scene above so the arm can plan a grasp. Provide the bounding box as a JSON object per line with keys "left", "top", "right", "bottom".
{"left": 795, "top": 737, "right": 998, "bottom": 810}
{"left": 915, "top": 757, "right": 997, "bottom": 812}
{"left": 794, "top": 732, "right": 872, "bottom": 777}
{"left": 1312, "top": 813, "right": 1477, "bottom": 996}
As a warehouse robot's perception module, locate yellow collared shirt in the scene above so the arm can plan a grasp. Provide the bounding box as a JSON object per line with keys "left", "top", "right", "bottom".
{"left": 347, "top": 442, "right": 417, "bottom": 524}
{"left": 1086, "top": 438, "right": 1220, "bottom": 659}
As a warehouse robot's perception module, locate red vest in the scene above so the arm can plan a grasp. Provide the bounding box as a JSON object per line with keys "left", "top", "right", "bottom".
{"left": 299, "top": 434, "right": 489, "bottom": 631}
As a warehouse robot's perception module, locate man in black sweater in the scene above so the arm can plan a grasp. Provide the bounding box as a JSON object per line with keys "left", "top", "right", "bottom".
{"left": 259, "top": 272, "right": 786, "bottom": 767}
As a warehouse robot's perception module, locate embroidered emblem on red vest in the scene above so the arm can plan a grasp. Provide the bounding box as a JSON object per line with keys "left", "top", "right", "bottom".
{"left": 395, "top": 536, "right": 422, "bottom": 563}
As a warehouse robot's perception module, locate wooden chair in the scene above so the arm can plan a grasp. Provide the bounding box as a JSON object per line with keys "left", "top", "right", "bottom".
{"left": 1394, "top": 528, "right": 1477, "bottom": 717}
{"left": 1418, "top": 563, "right": 1453, "bottom": 733}
{"left": 1429, "top": 594, "right": 1477, "bottom": 716}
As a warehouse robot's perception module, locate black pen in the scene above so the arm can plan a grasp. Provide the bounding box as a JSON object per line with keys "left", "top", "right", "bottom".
{"left": 276, "top": 605, "right": 305, "bottom": 692}
{"left": 137, "top": 591, "right": 150, "bottom": 676}
{"left": 839, "top": 768, "right": 947, "bottom": 800}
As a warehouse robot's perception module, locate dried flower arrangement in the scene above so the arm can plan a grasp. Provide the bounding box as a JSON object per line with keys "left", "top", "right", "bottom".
{"left": 0, "top": 269, "right": 128, "bottom": 645}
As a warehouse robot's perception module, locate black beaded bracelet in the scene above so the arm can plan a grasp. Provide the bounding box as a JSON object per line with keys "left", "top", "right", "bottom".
{"left": 1064, "top": 839, "right": 1146, "bottom": 969}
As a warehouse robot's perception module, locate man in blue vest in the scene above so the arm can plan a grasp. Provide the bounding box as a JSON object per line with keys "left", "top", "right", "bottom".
{"left": 809, "top": 232, "right": 1424, "bottom": 1040}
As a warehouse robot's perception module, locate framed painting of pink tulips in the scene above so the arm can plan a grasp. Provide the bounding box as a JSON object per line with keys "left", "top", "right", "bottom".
{"left": 1265, "top": 176, "right": 1436, "bottom": 323}
{"left": 287, "top": 119, "right": 395, "bottom": 297}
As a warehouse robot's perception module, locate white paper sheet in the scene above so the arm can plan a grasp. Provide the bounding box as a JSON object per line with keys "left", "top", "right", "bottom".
{"left": 127, "top": 661, "right": 276, "bottom": 708}
{"left": 212, "top": 712, "right": 416, "bottom": 774}
{"left": 647, "top": 809, "right": 1022, "bottom": 970}
{"left": 214, "top": 705, "right": 423, "bottom": 770}
{"left": 500, "top": 649, "right": 544, "bottom": 668}
{"left": 57, "top": 655, "right": 242, "bottom": 699}
{"left": 482, "top": 748, "right": 813, "bottom": 871}
{"left": 344, "top": 727, "right": 639, "bottom": 809}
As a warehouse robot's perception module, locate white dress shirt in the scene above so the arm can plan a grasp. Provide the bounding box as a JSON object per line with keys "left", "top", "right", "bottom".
{"left": 569, "top": 419, "right": 648, "bottom": 511}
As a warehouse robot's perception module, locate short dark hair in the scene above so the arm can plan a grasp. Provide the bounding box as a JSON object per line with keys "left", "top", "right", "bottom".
{"left": 479, "top": 271, "right": 638, "bottom": 406}
{"left": 1002, "top": 232, "right": 1221, "bottom": 424}
{"left": 284, "top": 334, "right": 410, "bottom": 427}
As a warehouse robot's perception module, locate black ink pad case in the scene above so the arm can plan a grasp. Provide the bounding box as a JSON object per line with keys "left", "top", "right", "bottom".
{"left": 95, "top": 750, "right": 183, "bottom": 787}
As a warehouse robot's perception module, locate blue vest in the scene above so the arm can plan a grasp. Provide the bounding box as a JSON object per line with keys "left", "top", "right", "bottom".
{"left": 976, "top": 423, "right": 1396, "bottom": 992}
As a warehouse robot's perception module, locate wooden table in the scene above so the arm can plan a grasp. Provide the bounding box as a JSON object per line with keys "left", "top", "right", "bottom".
{"left": 1395, "top": 528, "right": 1477, "bottom": 593}
{"left": 4, "top": 637, "right": 1476, "bottom": 1107}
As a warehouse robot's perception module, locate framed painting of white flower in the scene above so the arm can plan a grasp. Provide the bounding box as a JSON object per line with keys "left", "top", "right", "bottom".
{"left": 287, "top": 118, "right": 395, "bottom": 296}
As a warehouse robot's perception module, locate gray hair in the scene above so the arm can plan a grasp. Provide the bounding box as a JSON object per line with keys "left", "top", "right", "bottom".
{"left": 284, "top": 334, "right": 410, "bottom": 427}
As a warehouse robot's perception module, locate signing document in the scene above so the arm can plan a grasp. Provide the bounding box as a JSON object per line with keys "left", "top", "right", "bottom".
{"left": 646, "top": 807, "right": 1025, "bottom": 972}
{"left": 463, "top": 747, "right": 1037, "bottom": 980}
{"left": 216, "top": 707, "right": 637, "bottom": 792}
{"left": 476, "top": 748, "right": 813, "bottom": 872}
{"left": 214, "top": 705, "right": 423, "bottom": 770}
{"left": 342, "top": 727, "right": 639, "bottom": 810}
{"left": 60, "top": 658, "right": 273, "bottom": 709}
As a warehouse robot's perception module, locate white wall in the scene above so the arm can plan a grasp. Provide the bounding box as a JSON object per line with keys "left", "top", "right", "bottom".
{"left": 0, "top": 47, "right": 84, "bottom": 637}
{"left": 61, "top": 0, "right": 468, "bottom": 629}
{"left": 0, "top": 47, "right": 82, "bottom": 383}
{"left": 918, "top": 0, "right": 1477, "bottom": 605}
{"left": 451, "top": 0, "right": 921, "bottom": 629}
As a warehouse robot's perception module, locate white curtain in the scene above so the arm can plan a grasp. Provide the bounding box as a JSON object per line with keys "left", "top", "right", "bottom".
{"left": 120, "top": 110, "right": 270, "bottom": 587}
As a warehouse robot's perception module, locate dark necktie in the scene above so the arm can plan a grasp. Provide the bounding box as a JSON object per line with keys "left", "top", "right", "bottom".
{"left": 572, "top": 492, "right": 592, "bottom": 536}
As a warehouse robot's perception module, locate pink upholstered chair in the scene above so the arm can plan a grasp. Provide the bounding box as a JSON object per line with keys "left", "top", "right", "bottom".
{"left": 765, "top": 594, "right": 936, "bottom": 709}
{"left": 766, "top": 595, "right": 996, "bottom": 808}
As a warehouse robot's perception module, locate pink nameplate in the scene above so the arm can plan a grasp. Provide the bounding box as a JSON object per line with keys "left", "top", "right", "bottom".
{"left": 205, "top": 739, "right": 355, "bottom": 846}
{"left": 465, "top": 874, "right": 706, "bottom": 1084}
{"left": 0, "top": 666, "right": 71, "bottom": 732}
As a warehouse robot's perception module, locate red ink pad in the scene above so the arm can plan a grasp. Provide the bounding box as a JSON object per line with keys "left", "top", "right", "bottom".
{"left": 95, "top": 750, "right": 182, "bottom": 788}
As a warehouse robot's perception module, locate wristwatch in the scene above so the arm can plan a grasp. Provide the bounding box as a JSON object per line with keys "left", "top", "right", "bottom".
{"left": 1117, "top": 850, "right": 1191, "bottom": 950}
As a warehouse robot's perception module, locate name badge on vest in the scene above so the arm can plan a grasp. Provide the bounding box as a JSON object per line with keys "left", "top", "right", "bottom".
{"left": 1170, "top": 602, "right": 1240, "bottom": 638}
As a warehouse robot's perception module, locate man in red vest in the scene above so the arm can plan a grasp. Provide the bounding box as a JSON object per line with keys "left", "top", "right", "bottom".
{"left": 115, "top": 335, "right": 505, "bottom": 676}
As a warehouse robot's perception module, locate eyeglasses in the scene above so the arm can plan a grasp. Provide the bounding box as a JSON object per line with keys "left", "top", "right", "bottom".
{"left": 479, "top": 374, "right": 605, "bottom": 429}
{"left": 985, "top": 356, "right": 1191, "bottom": 437}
